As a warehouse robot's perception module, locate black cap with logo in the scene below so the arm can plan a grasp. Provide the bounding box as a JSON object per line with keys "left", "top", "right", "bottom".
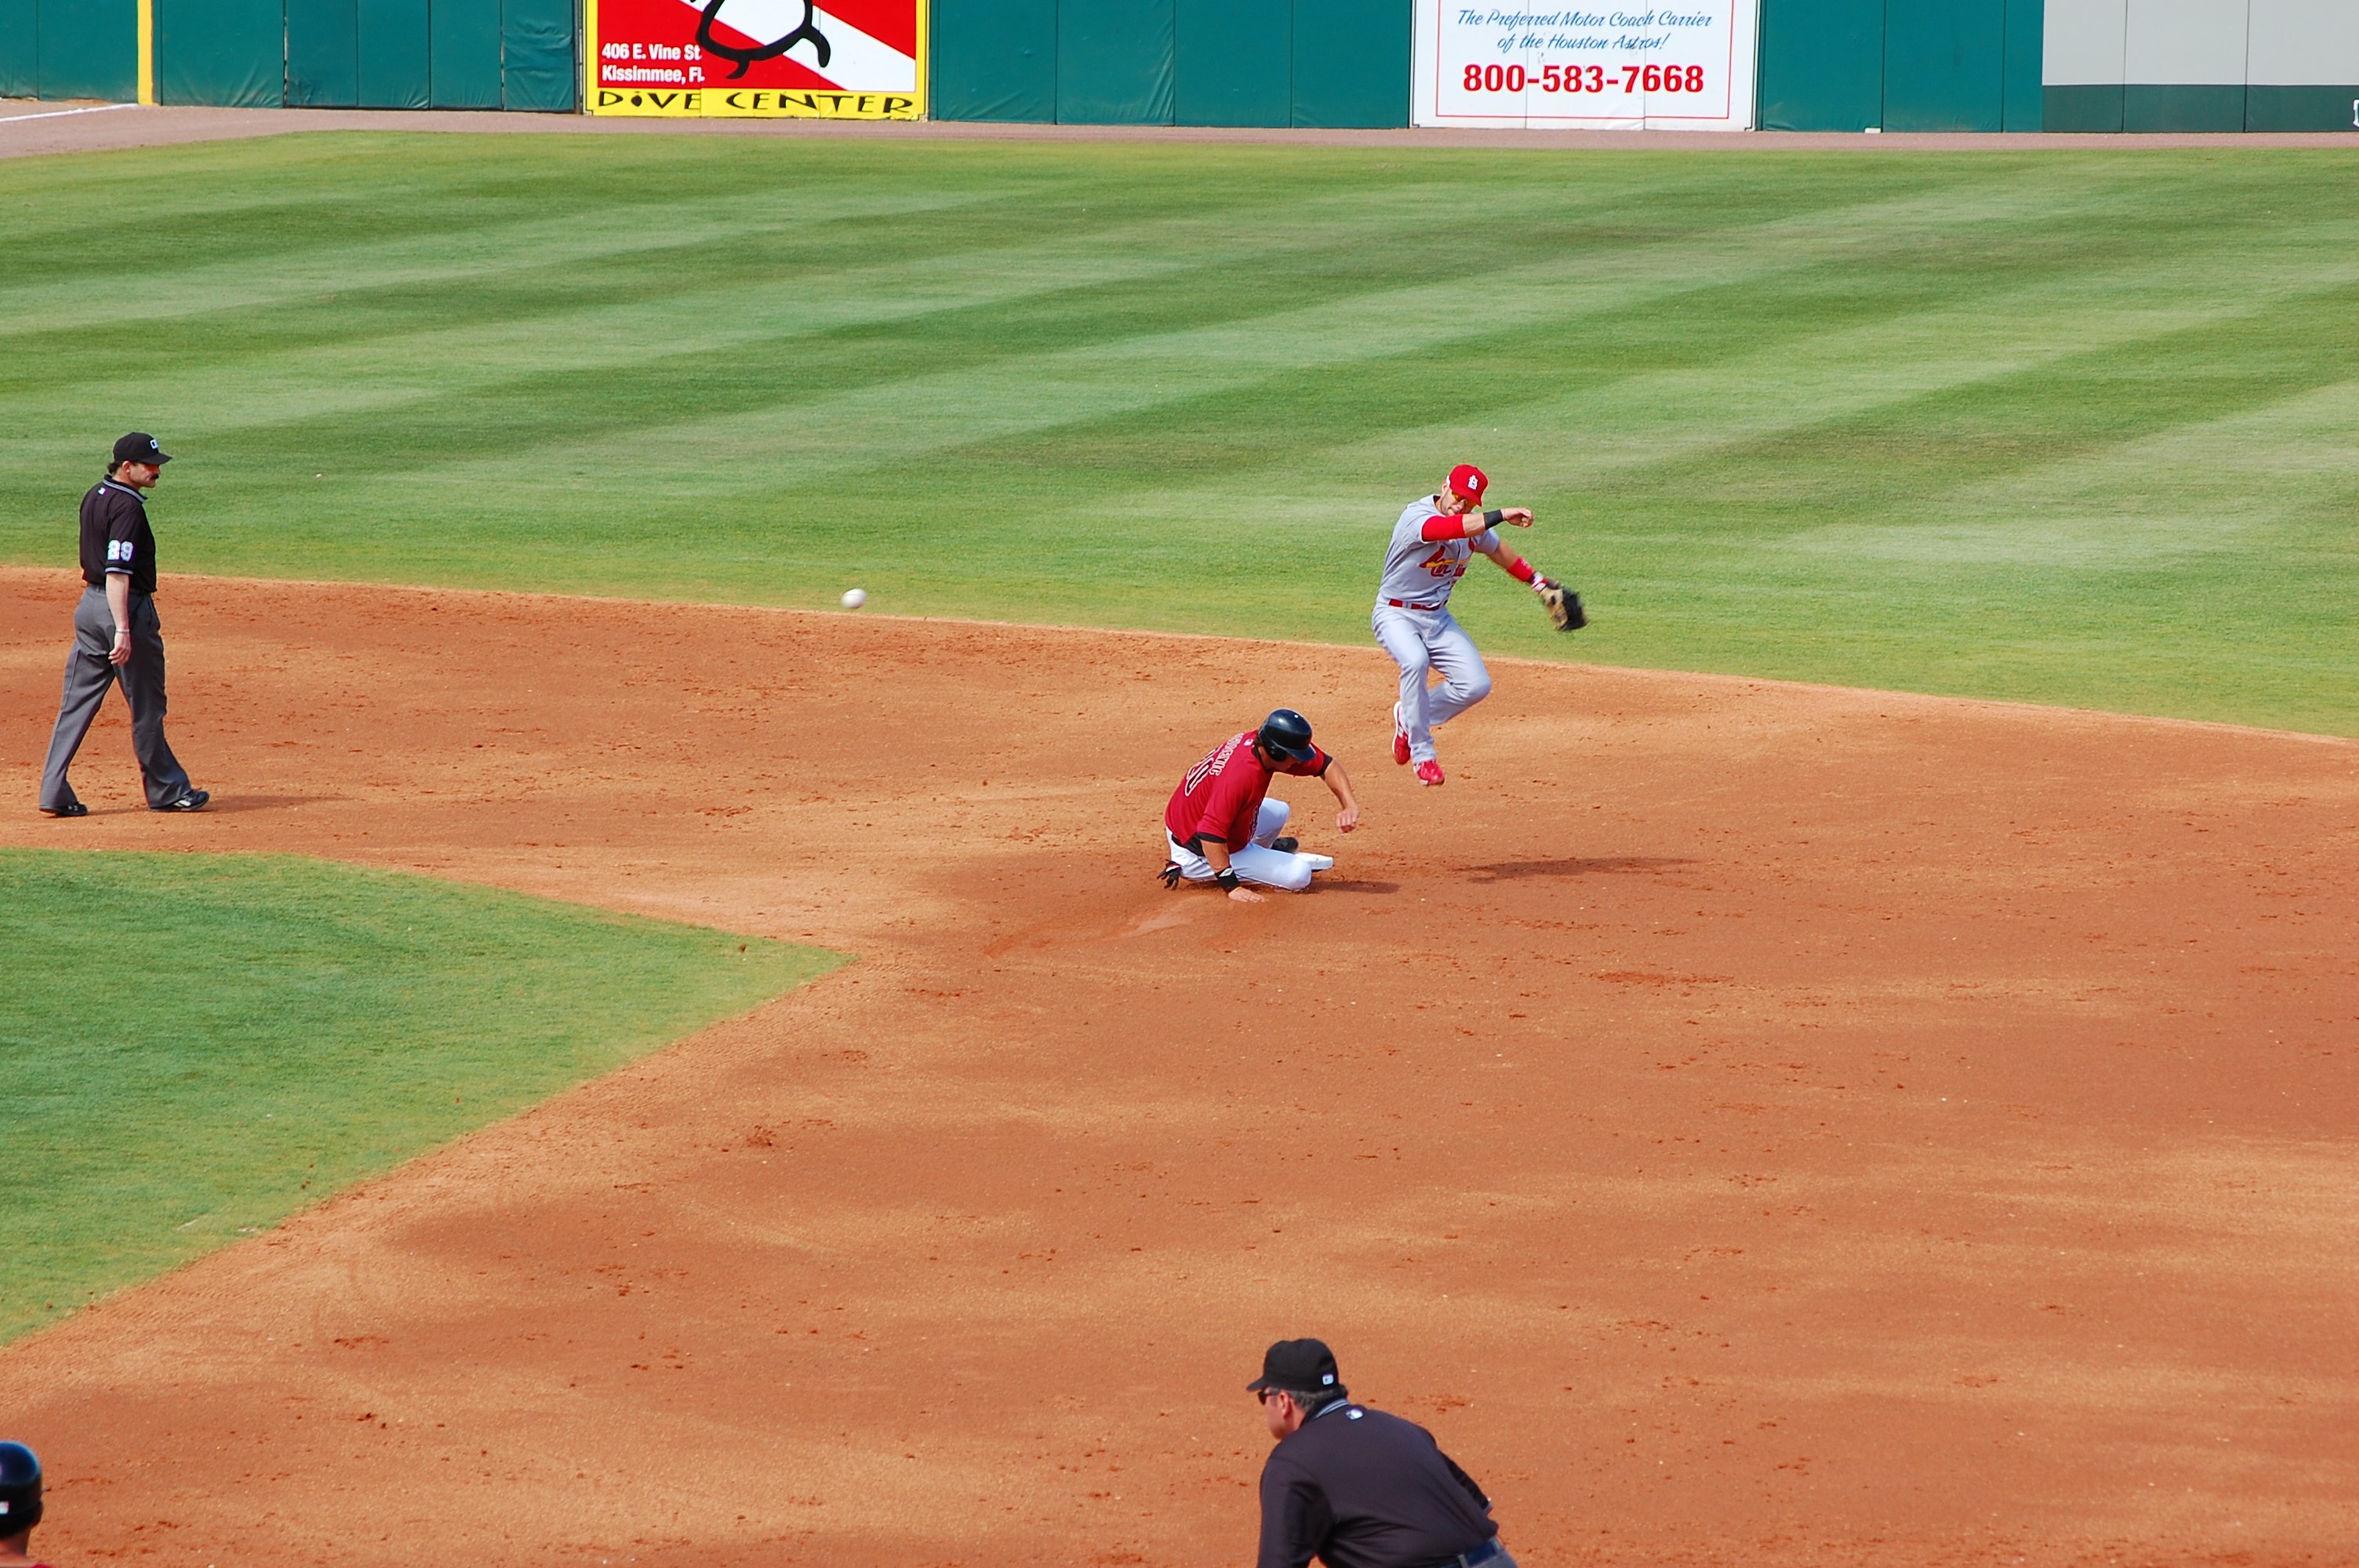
{"left": 1248, "top": 1337, "right": 1345, "bottom": 1398}
{"left": 111, "top": 432, "right": 172, "bottom": 468}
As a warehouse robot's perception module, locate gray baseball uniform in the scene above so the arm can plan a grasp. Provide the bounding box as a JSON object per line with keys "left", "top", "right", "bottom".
{"left": 1371, "top": 497, "right": 1495, "bottom": 767}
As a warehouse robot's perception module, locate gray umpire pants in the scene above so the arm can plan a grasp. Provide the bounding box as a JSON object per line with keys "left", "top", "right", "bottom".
{"left": 40, "top": 586, "right": 193, "bottom": 812}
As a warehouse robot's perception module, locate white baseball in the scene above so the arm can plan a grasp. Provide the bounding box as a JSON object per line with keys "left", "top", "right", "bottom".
{"left": 841, "top": 588, "right": 868, "bottom": 609}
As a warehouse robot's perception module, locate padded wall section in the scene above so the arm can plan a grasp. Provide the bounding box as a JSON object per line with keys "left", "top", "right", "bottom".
{"left": 2002, "top": 0, "right": 2045, "bottom": 126}
{"left": 2042, "top": 0, "right": 2124, "bottom": 127}
{"left": 1058, "top": 0, "right": 1174, "bottom": 122}
{"left": 356, "top": 0, "right": 427, "bottom": 105}
{"left": 288, "top": 0, "right": 361, "bottom": 103}
{"left": 37, "top": 0, "right": 140, "bottom": 99}
{"left": 1755, "top": 0, "right": 1883, "bottom": 130}
{"left": 1884, "top": 0, "right": 2005, "bottom": 130}
{"left": 0, "top": 0, "right": 37, "bottom": 96}
{"left": 2122, "top": 0, "right": 2247, "bottom": 128}
{"left": 1290, "top": 0, "right": 1408, "bottom": 127}
{"left": 156, "top": 0, "right": 287, "bottom": 104}
{"left": 427, "top": 0, "right": 500, "bottom": 106}
{"left": 501, "top": 0, "right": 573, "bottom": 108}
{"left": 2246, "top": 0, "right": 2359, "bottom": 127}
{"left": 1175, "top": 0, "right": 1286, "bottom": 125}
{"left": 932, "top": 0, "right": 1056, "bottom": 120}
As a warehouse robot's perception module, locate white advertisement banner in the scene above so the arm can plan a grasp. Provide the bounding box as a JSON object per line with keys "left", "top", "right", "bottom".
{"left": 1413, "top": 2, "right": 1758, "bottom": 130}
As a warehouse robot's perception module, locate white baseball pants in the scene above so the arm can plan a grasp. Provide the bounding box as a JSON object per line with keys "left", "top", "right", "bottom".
{"left": 1165, "top": 798, "right": 1332, "bottom": 892}
{"left": 1372, "top": 604, "right": 1492, "bottom": 764}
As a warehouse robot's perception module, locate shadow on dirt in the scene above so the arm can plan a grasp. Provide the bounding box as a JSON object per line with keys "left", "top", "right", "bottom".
{"left": 1311, "top": 878, "right": 1401, "bottom": 895}
{"left": 199, "top": 794, "right": 346, "bottom": 815}
{"left": 1467, "top": 856, "right": 1696, "bottom": 883}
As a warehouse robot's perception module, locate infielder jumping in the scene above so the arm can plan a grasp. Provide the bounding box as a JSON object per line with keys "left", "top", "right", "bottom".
{"left": 1374, "top": 464, "right": 1583, "bottom": 786}
{"left": 1162, "top": 709, "right": 1360, "bottom": 902}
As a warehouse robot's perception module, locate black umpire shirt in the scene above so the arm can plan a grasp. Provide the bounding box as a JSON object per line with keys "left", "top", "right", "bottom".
{"left": 1256, "top": 1402, "right": 1498, "bottom": 1568}
{"left": 81, "top": 477, "right": 158, "bottom": 597}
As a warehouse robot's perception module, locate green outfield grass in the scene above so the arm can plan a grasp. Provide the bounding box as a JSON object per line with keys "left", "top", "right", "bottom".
{"left": 2, "top": 135, "right": 2354, "bottom": 733}
{"left": 0, "top": 850, "right": 841, "bottom": 1344}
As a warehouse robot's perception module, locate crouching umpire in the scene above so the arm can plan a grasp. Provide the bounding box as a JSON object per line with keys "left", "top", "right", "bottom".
{"left": 38, "top": 433, "right": 207, "bottom": 817}
{"left": 1249, "top": 1338, "right": 1513, "bottom": 1568}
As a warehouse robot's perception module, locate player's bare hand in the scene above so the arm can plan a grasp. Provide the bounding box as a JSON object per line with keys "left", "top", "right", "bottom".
{"left": 108, "top": 633, "right": 132, "bottom": 667}
{"left": 1335, "top": 804, "right": 1361, "bottom": 833}
{"left": 1499, "top": 507, "right": 1534, "bottom": 528}
{"left": 1227, "top": 886, "right": 1267, "bottom": 904}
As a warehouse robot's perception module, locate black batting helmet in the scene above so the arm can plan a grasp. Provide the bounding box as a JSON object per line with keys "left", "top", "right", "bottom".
{"left": 0, "top": 1442, "right": 40, "bottom": 1535}
{"left": 1257, "top": 708, "right": 1315, "bottom": 761}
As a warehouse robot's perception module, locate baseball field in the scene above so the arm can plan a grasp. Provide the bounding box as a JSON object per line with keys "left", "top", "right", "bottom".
{"left": 2, "top": 122, "right": 2355, "bottom": 1566}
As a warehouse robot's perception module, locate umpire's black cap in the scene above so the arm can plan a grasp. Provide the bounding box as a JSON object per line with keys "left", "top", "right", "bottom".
{"left": 111, "top": 432, "right": 171, "bottom": 467}
{"left": 1249, "top": 1338, "right": 1343, "bottom": 1396}
{"left": 0, "top": 1440, "right": 42, "bottom": 1534}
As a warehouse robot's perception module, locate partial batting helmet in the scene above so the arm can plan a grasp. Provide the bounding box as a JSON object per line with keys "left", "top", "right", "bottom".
{"left": 1257, "top": 709, "right": 1315, "bottom": 761}
{"left": 0, "top": 1442, "right": 41, "bottom": 1535}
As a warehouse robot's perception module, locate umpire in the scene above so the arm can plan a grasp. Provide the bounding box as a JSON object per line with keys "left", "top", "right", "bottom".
{"left": 38, "top": 433, "right": 208, "bottom": 816}
{"left": 1249, "top": 1338, "right": 1512, "bottom": 1568}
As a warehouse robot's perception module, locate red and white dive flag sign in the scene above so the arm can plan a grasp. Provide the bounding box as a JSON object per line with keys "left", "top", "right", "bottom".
{"left": 587, "top": 0, "right": 923, "bottom": 118}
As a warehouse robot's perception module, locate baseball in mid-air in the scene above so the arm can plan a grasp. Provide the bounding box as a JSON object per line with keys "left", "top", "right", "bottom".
{"left": 841, "top": 588, "right": 868, "bottom": 609}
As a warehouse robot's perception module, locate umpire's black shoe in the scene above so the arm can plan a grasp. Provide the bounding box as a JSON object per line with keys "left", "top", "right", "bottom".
{"left": 155, "top": 789, "right": 210, "bottom": 812}
{"left": 1270, "top": 836, "right": 1299, "bottom": 854}
{"left": 39, "top": 801, "right": 89, "bottom": 818}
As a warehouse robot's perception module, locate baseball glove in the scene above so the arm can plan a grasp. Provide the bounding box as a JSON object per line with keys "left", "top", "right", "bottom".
{"left": 1537, "top": 578, "right": 1587, "bottom": 633}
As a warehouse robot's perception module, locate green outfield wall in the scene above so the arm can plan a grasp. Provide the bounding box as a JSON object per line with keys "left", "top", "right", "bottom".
{"left": 8, "top": 1, "right": 2357, "bottom": 132}
{"left": 1, "top": 0, "right": 574, "bottom": 109}
{"left": 931, "top": 0, "right": 1409, "bottom": 126}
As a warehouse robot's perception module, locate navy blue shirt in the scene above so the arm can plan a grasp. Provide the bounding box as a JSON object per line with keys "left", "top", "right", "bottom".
{"left": 80, "top": 478, "right": 157, "bottom": 597}
{"left": 1256, "top": 1402, "right": 1497, "bottom": 1568}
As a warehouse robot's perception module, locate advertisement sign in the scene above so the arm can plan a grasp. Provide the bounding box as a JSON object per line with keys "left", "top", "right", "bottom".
{"left": 587, "top": 0, "right": 923, "bottom": 118}
{"left": 1413, "top": 2, "right": 1757, "bottom": 130}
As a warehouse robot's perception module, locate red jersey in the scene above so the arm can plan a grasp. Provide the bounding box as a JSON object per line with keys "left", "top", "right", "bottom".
{"left": 1165, "top": 731, "right": 1330, "bottom": 850}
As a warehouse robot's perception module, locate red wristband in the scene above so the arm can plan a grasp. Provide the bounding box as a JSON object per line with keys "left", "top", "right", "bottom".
{"left": 1504, "top": 557, "right": 1536, "bottom": 584}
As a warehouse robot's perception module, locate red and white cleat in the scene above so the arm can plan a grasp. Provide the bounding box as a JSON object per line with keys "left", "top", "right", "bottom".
{"left": 1414, "top": 760, "right": 1445, "bottom": 787}
{"left": 1392, "top": 703, "right": 1411, "bottom": 766}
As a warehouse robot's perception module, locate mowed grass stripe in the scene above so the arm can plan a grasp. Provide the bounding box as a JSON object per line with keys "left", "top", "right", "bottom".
{"left": 1, "top": 136, "right": 2353, "bottom": 732}
{"left": 218, "top": 169, "right": 2121, "bottom": 510}
{"left": 1, "top": 154, "right": 2026, "bottom": 466}
{"left": 0, "top": 849, "right": 843, "bottom": 1345}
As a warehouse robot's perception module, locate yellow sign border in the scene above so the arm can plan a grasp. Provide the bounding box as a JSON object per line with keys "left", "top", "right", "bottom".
{"left": 585, "top": 0, "right": 926, "bottom": 120}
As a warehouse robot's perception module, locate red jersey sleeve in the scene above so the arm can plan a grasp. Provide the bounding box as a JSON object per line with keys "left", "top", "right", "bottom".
{"left": 1419, "top": 514, "right": 1463, "bottom": 542}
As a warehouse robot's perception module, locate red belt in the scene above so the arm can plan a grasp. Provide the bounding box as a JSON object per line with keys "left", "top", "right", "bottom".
{"left": 1385, "top": 598, "right": 1441, "bottom": 611}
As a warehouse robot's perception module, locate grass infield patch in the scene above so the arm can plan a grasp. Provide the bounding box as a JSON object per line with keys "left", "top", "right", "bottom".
{"left": 2, "top": 136, "right": 2354, "bottom": 731}
{"left": 0, "top": 849, "right": 843, "bottom": 1344}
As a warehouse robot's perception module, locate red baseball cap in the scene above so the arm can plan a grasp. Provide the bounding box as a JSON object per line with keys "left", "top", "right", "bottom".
{"left": 1446, "top": 463, "right": 1488, "bottom": 502}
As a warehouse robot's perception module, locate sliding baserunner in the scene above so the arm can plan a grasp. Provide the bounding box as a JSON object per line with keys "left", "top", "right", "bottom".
{"left": 1161, "top": 710, "right": 1361, "bottom": 902}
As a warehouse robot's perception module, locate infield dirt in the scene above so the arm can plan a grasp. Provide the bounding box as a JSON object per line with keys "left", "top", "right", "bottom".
{"left": 2, "top": 567, "right": 2354, "bottom": 1566}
